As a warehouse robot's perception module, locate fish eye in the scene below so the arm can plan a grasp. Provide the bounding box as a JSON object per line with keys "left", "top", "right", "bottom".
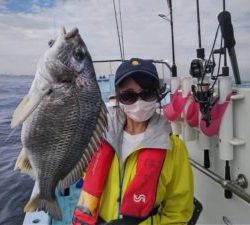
{"left": 48, "top": 39, "right": 55, "bottom": 48}
{"left": 73, "top": 48, "right": 85, "bottom": 61}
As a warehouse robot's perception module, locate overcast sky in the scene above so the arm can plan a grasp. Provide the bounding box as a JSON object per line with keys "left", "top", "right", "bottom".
{"left": 0, "top": 0, "right": 249, "bottom": 81}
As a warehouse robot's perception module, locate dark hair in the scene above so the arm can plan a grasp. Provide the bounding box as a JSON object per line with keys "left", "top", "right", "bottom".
{"left": 116, "top": 72, "right": 160, "bottom": 91}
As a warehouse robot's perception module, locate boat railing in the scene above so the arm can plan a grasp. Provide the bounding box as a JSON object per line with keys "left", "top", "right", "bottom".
{"left": 190, "top": 158, "right": 250, "bottom": 204}
{"left": 93, "top": 58, "right": 172, "bottom": 71}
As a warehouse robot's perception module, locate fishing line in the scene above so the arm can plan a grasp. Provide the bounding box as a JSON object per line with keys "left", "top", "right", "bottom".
{"left": 4, "top": 128, "right": 19, "bottom": 143}
{"left": 51, "top": 86, "right": 74, "bottom": 104}
{"left": 200, "top": 24, "right": 220, "bottom": 85}
{"left": 210, "top": 35, "right": 223, "bottom": 91}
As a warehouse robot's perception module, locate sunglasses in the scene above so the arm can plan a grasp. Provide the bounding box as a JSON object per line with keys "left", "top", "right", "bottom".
{"left": 118, "top": 89, "right": 158, "bottom": 105}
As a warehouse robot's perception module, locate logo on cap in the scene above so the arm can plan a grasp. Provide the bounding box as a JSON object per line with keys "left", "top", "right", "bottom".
{"left": 131, "top": 59, "right": 140, "bottom": 66}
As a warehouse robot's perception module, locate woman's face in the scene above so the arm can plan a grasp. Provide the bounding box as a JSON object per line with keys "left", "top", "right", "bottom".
{"left": 117, "top": 77, "right": 158, "bottom": 105}
{"left": 118, "top": 77, "right": 142, "bottom": 93}
{"left": 117, "top": 77, "right": 158, "bottom": 123}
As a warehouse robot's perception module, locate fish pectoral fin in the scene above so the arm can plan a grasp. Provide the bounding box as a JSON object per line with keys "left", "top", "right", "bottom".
{"left": 24, "top": 194, "right": 62, "bottom": 220}
{"left": 11, "top": 92, "right": 45, "bottom": 128}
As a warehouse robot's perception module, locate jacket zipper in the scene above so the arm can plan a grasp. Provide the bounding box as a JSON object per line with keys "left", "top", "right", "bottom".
{"left": 117, "top": 158, "right": 127, "bottom": 219}
{"left": 116, "top": 148, "right": 143, "bottom": 219}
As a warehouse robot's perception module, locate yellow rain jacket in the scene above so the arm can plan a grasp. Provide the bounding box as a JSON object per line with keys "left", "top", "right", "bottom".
{"left": 98, "top": 109, "right": 193, "bottom": 225}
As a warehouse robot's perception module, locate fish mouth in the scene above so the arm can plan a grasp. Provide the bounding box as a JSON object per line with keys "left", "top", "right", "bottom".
{"left": 63, "top": 27, "right": 79, "bottom": 40}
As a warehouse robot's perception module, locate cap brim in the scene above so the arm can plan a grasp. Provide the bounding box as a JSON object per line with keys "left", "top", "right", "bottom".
{"left": 115, "top": 70, "right": 158, "bottom": 86}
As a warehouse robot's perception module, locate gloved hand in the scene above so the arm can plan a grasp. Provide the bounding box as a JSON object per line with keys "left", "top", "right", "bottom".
{"left": 72, "top": 206, "right": 97, "bottom": 225}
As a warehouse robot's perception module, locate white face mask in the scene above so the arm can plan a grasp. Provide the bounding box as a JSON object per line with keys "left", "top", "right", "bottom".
{"left": 120, "top": 100, "right": 157, "bottom": 122}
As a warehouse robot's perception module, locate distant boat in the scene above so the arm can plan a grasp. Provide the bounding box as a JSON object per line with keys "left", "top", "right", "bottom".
{"left": 97, "top": 74, "right": 115, "bottom": 103}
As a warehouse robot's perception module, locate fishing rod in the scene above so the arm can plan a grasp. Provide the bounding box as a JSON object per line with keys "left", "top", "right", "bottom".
{"left": 196, "top": 0, "right": 204, "bottom": 59}
{"left": 218, "top": 4, "right": 241, "bottom": 84}
{"left": 117, "top": 0, "right": 125, "bottom": 59}
{"left": 191, "top": 0, "right": 241, "bottom": 128}
{"left": 112, "top": 0, "right": 125, "bottom": 61}
{"left": 190, "top": 0, "right": 242, "bottom": 201}
{"left": 160, "top": 0, "right": 177, "bottom": 77}
{"left": 167, "top": 0, "right": 177, "bottom": 77}
{"left": 190, "top": 0, "right": 216, "bottom": 128}
{"left": 222, "top": 0, "right": 228, "bottom": 72}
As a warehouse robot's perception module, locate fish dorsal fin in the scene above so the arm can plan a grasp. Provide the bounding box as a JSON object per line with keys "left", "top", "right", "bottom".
{"left": 58, "top": 104, "right": 108, "bottom": 190}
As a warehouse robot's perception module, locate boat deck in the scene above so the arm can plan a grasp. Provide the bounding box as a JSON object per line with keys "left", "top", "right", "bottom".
{"left": 23, "top": 183, "right": 81, "bottom": 225}
{"left": 52, "top": 186, "right": 81, "bottom": 225}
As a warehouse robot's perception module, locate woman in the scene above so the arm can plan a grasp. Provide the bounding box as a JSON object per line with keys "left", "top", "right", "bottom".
{"left": 73, "top": 58, "right": 194, "bottom": 225}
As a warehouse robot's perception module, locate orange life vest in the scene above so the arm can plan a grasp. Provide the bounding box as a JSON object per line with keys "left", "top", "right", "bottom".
{"left": 73, "top": 141, "right": 166, "bottom": 225}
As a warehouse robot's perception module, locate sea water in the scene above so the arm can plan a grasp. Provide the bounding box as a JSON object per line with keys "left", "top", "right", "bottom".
{"left": 0, "top": 75, "right": 34, "bottom": 225}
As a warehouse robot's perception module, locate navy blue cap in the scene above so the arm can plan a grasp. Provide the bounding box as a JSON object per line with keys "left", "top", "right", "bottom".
{"left": 115, "top": 58, "right": 159, "bottom": 86}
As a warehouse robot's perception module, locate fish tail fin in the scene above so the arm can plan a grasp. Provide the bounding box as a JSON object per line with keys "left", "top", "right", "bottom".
{"left": 24, "top": 194, "right": 40, "bottom": 213}
{"left": 24, "top": 194, "right": 62, "bottom": 220}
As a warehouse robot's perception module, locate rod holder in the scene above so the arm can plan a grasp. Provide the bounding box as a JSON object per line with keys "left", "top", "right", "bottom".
{"left": 224, "top": 161, "right": 233, "bottom": 199}
{"left": 204, "top": 149, "right": 210, "bottom": 169}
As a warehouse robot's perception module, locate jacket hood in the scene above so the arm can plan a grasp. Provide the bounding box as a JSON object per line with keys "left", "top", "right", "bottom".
{"left": 105, "top": 107, "right": 171, "bottom": 158}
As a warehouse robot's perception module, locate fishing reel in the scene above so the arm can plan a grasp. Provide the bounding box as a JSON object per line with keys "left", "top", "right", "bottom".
{"left": 189, "top": 58, "right": 215, "bottom": 79}
{"left": 192, "top": 83, "right": 212, "bottom": 126}
{"left": 189, "top": 47, "right": 216, "bottom": 126}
